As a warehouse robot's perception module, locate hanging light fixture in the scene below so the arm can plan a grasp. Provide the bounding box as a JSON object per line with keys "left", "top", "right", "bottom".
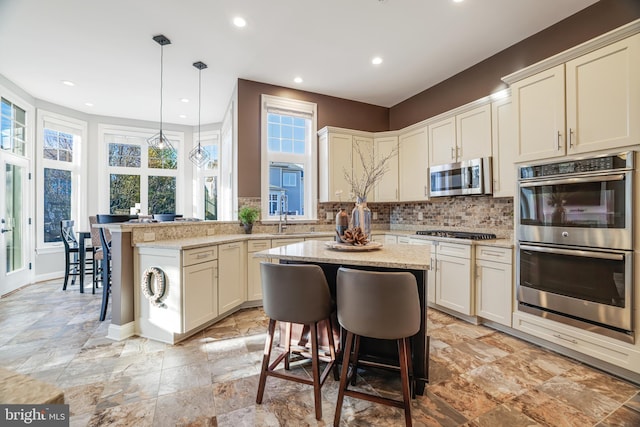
{"left": 189, "top": 61, "right": 210, "bottom": 167}
{"left": 147, "top": 34, "right": 176, "bottom": 153}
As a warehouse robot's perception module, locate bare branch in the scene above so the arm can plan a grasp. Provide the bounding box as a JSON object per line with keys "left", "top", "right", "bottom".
{"left": 343, "top": 140, "right": 398, "bottom": 201}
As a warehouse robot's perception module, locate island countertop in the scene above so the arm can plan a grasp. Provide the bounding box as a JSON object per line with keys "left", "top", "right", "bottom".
{"left": 254, "top": 240, "right": 430, "bottom": 270}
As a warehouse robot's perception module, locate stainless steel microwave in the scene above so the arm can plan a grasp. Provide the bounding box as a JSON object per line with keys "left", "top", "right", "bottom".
{"left": 429, "top": 157, "right": 492, "bottom": 197}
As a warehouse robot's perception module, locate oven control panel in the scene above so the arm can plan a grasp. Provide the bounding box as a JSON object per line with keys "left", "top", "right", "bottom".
{"left": 519, "top": 151, "right": 633, "bottom": 179}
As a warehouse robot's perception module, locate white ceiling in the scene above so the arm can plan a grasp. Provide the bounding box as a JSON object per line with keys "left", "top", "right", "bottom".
{"left": 0, "top": 0, "right": 598, "bottom": 126}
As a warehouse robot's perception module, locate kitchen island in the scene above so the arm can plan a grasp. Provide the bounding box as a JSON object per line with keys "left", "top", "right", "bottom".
{"left": 254, "top": 240, "right": 431, "bottom": 395}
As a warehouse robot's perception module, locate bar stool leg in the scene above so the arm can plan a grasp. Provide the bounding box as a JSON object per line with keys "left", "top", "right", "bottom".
{"left": 398, "top": 337, "right": 413, "bottom": 427}
{"left": 310, "top": 322, "right": 322, "bottom": 420}
{"left": 284, "top": 322, "right": 292, "bottom": 370}
{"left": 334, "top": 330, "right": 355, "bottom": 427}
{"left": 257, "top": 319, "right": 277, "bottom": 404}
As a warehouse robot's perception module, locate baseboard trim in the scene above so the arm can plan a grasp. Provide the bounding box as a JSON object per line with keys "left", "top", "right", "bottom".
{"left": 106, "top": 321, "right": 135, "bottom": 341}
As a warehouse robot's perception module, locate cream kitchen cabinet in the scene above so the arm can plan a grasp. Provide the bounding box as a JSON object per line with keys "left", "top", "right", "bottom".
{"left": 136, "top": 244, "right": 218, "bottom": 344}
{"left": 475, "top": 245, "right": 513, "bottom": 327}
{"left": 218, "top": 241, "right": 247, "bottom": 314}
{"left": 398, "top": 126, "right": 429, "bottom": 201}
{"left": 428, "top": 104, "right": 492, "bottom": 167}
{"left": 491, "top": 95, "right": 517, "bottom": 197}
{"left": 374, "top": 135, "right": 399, "bottom": 202}
{"left": 431, "top": 242, "right": 474, "bottom": 316}
{"left": 318, "top": 127, "right": 374, "bottom": 202}
{"left": 511, "top": 34, "right": 640, "bottom": 162}
{"left": 247, "top": 239, "right": 271, "bottom": 301}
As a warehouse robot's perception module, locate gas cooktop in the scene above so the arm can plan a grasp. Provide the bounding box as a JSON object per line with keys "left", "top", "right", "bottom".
{"left": 416, "top": 230, "right": 497, "bottom": 240}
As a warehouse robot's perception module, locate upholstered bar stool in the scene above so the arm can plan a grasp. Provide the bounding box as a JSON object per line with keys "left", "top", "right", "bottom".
{"left": 334, "top": 267, "right": 420, "bottom": 427}
{"left": 256, "top": 262, "right": 336, "bottom": 420}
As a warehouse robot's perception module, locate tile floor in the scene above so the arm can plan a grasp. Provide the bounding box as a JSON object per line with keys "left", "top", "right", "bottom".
{"left": 1, "top": 280, "right": 639, "bottom": 426}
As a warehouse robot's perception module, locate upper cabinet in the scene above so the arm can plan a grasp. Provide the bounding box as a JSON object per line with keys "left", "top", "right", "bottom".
{"left": 491, "top": 95, "right": 517, "bottom": 198}
{"left": 318, "top": 127, "right": 375, "bottom": 202}
{"left": 511, "top": 33, "right": 640, "bottom": 162}
{"left": 399, "top": 126, "right": 429, "bottom": 201}
{"left": 428, "top": 104, "right": 492, "bottom": 166}
{"left": 374, "top": 135, "right": 399, "bottom": 202}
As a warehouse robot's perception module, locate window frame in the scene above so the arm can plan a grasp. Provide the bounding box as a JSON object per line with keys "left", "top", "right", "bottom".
{"left": 36, "top": 110, "right": 87, "bottom": 249}
{"left": 260, "top": 95, "right": 317, "bottom": 221}
{"left": 98, "top": 124, "right": 184, "bottom": 216}
{"left": 193, "top": 129, "right": 221, "bottom": 220}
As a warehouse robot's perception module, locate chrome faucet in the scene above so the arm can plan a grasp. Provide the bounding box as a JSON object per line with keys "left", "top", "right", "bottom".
{"left": 278, "top": 191, "right": 288, "bottom": 233}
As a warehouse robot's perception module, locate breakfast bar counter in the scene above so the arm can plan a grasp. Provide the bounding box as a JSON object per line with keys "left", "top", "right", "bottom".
{"left": 254, "top": 240, "right": 432, "bottom": 394}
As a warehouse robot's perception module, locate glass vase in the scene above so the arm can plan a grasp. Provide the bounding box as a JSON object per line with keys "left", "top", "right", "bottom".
{"left": 350, "top": 197, "right": 372, "bottom": 238}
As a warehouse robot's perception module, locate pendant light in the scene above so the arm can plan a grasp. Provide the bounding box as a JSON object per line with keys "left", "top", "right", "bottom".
{"left": 189, "top": 61, "right": 210, "bottom": 167}
{"left": 147, "top": 34, "right": 176, "bottom": 153}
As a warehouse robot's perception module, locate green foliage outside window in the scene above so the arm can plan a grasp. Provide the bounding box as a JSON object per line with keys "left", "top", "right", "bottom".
{"left": 110, "top": 174, "right": 140, "bottom": 214}
{"left": 148, "top": 176, "right": 176, "bottom": 214}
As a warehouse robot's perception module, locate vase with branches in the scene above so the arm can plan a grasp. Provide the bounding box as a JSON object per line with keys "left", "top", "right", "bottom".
{"left": 343, "top": 140, "right": 398, "bottom": 237}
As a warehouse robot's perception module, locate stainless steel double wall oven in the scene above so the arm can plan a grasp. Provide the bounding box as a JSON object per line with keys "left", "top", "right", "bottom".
{"left": 517, "top": 151, "right": 634, "bottom": 343}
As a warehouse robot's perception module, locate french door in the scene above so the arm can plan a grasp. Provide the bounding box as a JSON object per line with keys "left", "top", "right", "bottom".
{"left": 0, "top": 153, "right": 30, "bottom": 295}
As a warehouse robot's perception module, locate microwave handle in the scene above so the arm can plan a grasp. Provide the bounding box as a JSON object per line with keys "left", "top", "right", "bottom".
{"left": 520, "top": 244, "right": 624, "bottom": 261}
{"left": 519, "top": 173, "right": 625, "bottom": 188}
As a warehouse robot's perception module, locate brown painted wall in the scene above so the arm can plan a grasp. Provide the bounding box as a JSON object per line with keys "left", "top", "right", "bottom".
{"left": 389, "top": 0, "right": 640, "bottom": 130}
{"left": 237, "top": 79, "right": 389, "bottom": 196}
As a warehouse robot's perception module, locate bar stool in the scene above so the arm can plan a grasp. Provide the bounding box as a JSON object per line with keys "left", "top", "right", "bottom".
{"left": 334, "top": 267, "right": 420, "bottom": 427}
{"left": 256, "top": 262, "right": 336, "bottom": 420}
{"left": 60, "top": 220, "right": 93, "bottom": 292}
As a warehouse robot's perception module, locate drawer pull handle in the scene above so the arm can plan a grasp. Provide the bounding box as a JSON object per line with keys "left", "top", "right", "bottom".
{"left": 483, "top": 251, "right": 502, "bottom": 257}
{"left": 553, "top": 334, "right": 578, "bottom": 345}
{"left": 196, "top": 253, "right": 210, "bottom": 259}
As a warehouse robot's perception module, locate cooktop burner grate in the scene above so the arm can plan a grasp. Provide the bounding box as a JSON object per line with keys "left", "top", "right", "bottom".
{"left": 416, "top": 230, "right": 497, "bottom": 240}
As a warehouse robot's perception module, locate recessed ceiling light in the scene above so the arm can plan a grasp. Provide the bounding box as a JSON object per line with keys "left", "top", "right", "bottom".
{"left": 61, "top": 80, "right": 75, "bottom": 86}
{"left": 453, "top": 0, "right": 464, "bottom": 3}
{"left": 294, "top": 77, "right": 303, "bottom": 84}
{"left": 84, "top": 102, "right": 94, "bottom": 107}
{"left": 179, "top": 114, "right": 187, "bottom": 119}
{"left": 180, "top": 98, "right": 189, "bottom": 103}
{"left": 233, "top": 16, "right": 247, "bottom": 28}
{"left": 371, "top": 56, "right": 383, "bottom": 65}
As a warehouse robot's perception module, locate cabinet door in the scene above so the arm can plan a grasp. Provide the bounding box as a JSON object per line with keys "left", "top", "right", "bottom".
{"left": 435, "top": 254, "right": 473, "bottom": 315}
{"left": 476, "top": 259, "right": 512, "bottom": 327}
{"left": 428, "top": 117, "right": 456, "bottom": 166}
{"left": 457, "top": 104, "right": 492, "bottom": 161}
{"left": 426, "top": 242, "right": 437, "bottom": 304}
{"left": 183, "top": 260, "right": 217, "bottom": 332}
{"left": 491, "top": 96, "right": 517, "bottom": 197}
{"left": 512, "top": 64, "right": 566, "bottom": 162}
{"left": 352, "top": 135, "right": 375, "bottom": 202}
{"left": 218, "top": 242, "right": 247, "bottom": 314}
{"left": 399, "top": 127, "right": 429, "bottom": 201}
{"left": 247, "top": 240, "right": 270, "bottom": 301}
{"left": 566, "top": 34, "right": 640, "bottom": 154}
{"left": 319, "top": 131, "right": 352, "bottom": 202}
{"left": 374, "top": 136, "right": 399, "bottom": 202}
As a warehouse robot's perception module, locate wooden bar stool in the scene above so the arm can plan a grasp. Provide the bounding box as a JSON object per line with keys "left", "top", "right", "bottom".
{"left": 256, "top": 262, "right": 336, "bottom": 420}
{"left": 334, "top": 267, "right": 420, "bottom": 427}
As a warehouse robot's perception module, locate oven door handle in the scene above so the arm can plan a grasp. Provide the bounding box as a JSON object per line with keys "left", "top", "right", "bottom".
{"left": 519, "top": 173, "right": 625, "bottom": 188}
{"left": 519, "top": 244, "right": 624, "bottom": 261}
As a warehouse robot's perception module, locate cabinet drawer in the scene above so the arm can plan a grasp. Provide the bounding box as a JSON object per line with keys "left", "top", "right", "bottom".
{"left": 476, "top": 245, "right": 512, "bottom": 264}
{"left": 248, "top": 239, "right": 271, "bottom": 252}
{"left": 397, "top": 236, "right": 411, "bottom": 244}
{"left": 437, "top": 242, "right": 471, "bottom": 258}
{"left": 183, "top": 246, "right": 218, "bottom": 266}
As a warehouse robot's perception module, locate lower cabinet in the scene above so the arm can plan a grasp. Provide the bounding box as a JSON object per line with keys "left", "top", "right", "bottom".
{"left": 475, "top": 245, "right": 513, "bottom": 327}
{"left": 247, "top": 239, "right": 271, "bottom": 301}
{"left": 434, "top": 243, "right": 473, "bottom": 316}
{"left": 183, "top": 259, "right": 218, "bottom": 331}
{"left": 218, "top": 241, "right": 247, "bottom": 314}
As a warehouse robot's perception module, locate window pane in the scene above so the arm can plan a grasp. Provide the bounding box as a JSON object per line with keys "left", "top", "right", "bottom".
{"left": 109, "top": 143, "right": 141, "bottom": 167}
{"left": 267, "top": 113, "right": 280, "bottom": 124}
{"left": 293, "top": 126, "right": 305, "bottom": 141}
{"left": 268, "top": 123, "right": 280, "bottom": 138}
{"left": 148, "top": 176, "right": 176, "bottom": 214}
{"left": 204, "top": 176, "right": 217, "bottom": 220}
{"left": 44, "top": 129, "right": 57, "bottom": 148}
{"left": 281, "top": 125, "right": 293, "bottom": 139}
{"left": 293, "top": 140, "right": 305, "bottom": 154}
{"left": 281, "top": 139, "right": 293, "bottom": 153}
{"left": 110, "top": 174, "right": 140, "bottom": 214}
{"left": 269, "top": 162, "right": 304, "bottom": 216}
{"left": 14, "top": 106, "right": 25, "bottom": 125}
{"left": 43, "top": 168, "right": 71, "bottom": 243}
{"left": 268, "top": 138, "right": 280, "bottom": 152}
{"left": 202, "top": 145, "right": 219, "bottom": 171}
{"left": 281, "top": 116, "right": 293, "bottom": 125}
{"left": 148, "top": 146, "right": 177, "bottom": 169}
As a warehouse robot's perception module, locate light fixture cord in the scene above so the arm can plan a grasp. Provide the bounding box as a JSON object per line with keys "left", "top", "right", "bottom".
{"left": 197, "top": 67, "right": 202, "bottom": 150}
{"left": 159, "top": 43, "right": 164, "bottom": 139}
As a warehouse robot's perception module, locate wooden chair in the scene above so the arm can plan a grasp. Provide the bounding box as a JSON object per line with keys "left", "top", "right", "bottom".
{"left": 60, "top": 220, "right": 93, "bottom": 292}
{"left": 334, "top": 267, "right": 420, "bottom": 427}
{"left": 256, "top": 262, "right": 336, "bottom": 420}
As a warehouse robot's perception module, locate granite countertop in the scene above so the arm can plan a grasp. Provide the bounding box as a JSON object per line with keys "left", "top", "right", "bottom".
{"left": 253, "top": 240, "right": 430, "bottom": 270}
{"left": 135, "top": 232, "right": 335, "bottom": 250}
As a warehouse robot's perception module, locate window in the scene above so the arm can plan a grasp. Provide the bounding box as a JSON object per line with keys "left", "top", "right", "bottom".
{"left": 261, "top": 95, "right": 317, "bottom": 221}
{"left": 100, "top": 125, "right": 182, "bottom": 215}
{"left": 1, "top": 98, "right": 26, "bottom": 156}
{"left": 194, "top": 130, "right": 220, "bottom": 220}
{"left": 37, "top": 111, "right": 86, "bottom": 245}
